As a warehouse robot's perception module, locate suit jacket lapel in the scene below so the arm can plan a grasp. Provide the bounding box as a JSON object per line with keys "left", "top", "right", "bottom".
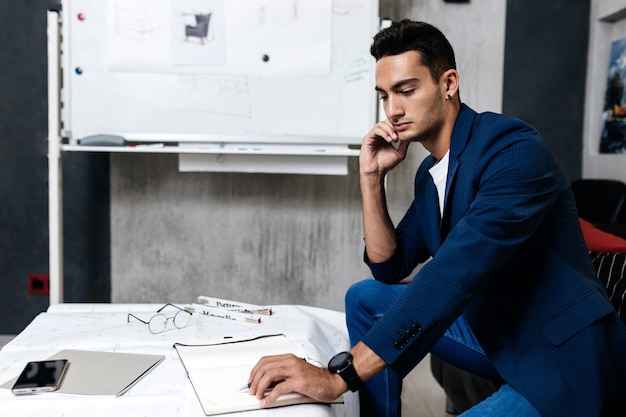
{"left": 441, "top": 104, "right": 475, "bottom": 239}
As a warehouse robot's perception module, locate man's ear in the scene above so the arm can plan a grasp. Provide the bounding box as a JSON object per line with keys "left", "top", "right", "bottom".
{"left": 442, "top": 69, "right": 459, "bottom": 98}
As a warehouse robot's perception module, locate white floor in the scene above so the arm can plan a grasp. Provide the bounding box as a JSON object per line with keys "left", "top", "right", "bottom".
{"left": 402, "top": 354, "right": 451, "bottom": 417}
{"left": 0, "top": 335, "right": 450, "bottom": 417}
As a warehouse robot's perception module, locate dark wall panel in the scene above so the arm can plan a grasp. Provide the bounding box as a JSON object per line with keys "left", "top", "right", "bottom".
{"left": 503, "top": 0, "right": 590, "bottom": 181}
{"left": 0, "top": 0, "right": 110, "bottom": 334}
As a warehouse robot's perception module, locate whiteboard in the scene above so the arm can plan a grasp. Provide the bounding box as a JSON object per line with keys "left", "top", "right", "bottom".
{"left": 61, "top": 0, "right": 379, "bottom": 145}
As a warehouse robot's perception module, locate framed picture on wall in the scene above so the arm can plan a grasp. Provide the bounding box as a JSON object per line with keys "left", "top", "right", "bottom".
{"left": 600, "top": 36, "right": 626, "bottom": 154}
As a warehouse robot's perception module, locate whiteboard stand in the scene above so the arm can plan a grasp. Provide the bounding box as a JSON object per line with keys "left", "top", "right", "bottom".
{"left": 48, "top": 10, "right": 63, "bottom": 305}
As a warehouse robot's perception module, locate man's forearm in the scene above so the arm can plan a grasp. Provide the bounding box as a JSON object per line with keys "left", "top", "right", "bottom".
{"left": 350, "top": 341, "right": 387, "bottom": 382}
{"left": 360, "top": 173, "right": 398, "bottom": 263}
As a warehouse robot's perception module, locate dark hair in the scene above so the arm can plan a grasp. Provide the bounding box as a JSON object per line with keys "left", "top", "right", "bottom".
{"left": 370, "top": 19, "right": 457, "bottom": 83}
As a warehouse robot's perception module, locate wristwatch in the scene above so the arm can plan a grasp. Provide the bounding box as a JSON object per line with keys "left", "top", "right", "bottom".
{"left": 328, "top": 351, "right": 362, "bottom": 392}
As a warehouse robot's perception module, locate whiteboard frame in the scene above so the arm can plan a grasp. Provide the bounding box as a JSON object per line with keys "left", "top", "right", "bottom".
{"left": 60, "top": 0, "right": 380, "bottom": 154}
{"left": 49, "top": 10, "right": 64, "bottom": 305}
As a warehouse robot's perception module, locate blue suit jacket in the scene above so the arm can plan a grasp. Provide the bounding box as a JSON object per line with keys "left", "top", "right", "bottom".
{"left": 362, "top": 104, "right": 626, "bottom": 416}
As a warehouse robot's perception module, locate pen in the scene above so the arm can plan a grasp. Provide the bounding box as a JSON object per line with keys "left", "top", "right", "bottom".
{"left": 238, "top": 380, "right": 281, "bottom": 392}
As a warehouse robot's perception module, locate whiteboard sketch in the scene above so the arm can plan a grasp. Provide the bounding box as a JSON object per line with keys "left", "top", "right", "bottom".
{"left": 113, "top": 0, "right": 159, "bottom": 41}
{"left": 106, "top": 0, "right": 331, "bottom": 76}
{"left": 176, "top": 74, "right": 251, "bottom": 117}
{"left": 172, "top": 0, "right": 226, "bottom": 67}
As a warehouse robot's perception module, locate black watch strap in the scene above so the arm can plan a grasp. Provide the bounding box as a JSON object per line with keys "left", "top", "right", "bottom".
{"left": 328, "top": 351, "right": 362, "bottom": 392}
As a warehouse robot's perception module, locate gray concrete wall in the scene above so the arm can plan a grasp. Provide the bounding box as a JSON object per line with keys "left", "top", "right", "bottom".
{"left": 111, "top": 1, "right": 507, "bottom": 311}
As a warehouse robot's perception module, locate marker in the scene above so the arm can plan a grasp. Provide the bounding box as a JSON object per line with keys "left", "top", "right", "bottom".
{"left": 184, "top": 303, "right": 262, "bottom": 324}
{"left": 196, "top": 296, "right": 272, "bottom": 316}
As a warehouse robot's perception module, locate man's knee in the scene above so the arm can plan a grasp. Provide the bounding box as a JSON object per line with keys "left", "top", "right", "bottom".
{"left": 345, "top": 279, "right": 379, "bottom": 312}
{"left": 345, "top": 279, "right": 404, "bottom": 316}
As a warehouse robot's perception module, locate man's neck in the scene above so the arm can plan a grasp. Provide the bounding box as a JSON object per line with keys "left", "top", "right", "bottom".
{"left": 424, "top": 104, "right": 459, "bottom": 160}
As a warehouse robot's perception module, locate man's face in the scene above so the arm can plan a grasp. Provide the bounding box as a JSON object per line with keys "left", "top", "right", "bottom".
{"left": 375, "top": 50, "right": 445, "bottom": 144}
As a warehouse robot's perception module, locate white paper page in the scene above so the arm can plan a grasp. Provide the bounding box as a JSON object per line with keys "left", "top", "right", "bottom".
{"left": 175, "top": 334, "right": 307, "bottom": 368}
{"left": 174, "top": 335, "right": 342, "bottom": 415}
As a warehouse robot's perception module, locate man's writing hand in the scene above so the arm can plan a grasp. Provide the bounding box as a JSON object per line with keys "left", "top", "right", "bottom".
{"left": 247, "top": 354, "right": 346, "bottom": 408}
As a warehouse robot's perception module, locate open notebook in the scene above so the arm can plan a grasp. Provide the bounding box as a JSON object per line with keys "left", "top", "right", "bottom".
{"left": 173, "top": 334, "right": 343, "bottom": 415}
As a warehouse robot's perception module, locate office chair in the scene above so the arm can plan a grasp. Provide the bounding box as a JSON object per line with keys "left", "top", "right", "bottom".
{"left": 571, "top": 179, "right": 626, "bottom": 224}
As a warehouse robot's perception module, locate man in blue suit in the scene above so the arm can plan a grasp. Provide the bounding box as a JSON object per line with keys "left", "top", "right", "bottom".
{"left": 247, "top": 20, "right": 626, "bottom": 416}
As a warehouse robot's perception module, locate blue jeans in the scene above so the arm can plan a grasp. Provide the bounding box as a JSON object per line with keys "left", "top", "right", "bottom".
{"left": 345, "top": 279, "right": 541, "bottom": 417}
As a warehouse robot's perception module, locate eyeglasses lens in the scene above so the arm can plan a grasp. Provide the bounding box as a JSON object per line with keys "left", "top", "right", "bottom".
{"left": 173, "top": 311, "right": 191, "bottom": 329}
{"left": 148, "top": 314, "right": 168, "bottom": 334}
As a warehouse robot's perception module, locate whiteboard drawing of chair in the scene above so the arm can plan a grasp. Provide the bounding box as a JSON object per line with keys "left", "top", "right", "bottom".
{"left": 185, "top": 13, "right": 211, "bottom": 45}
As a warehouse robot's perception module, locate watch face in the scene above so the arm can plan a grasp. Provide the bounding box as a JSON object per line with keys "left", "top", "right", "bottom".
{"left": 329, "top": 351, "right": 350, "bottom": 370}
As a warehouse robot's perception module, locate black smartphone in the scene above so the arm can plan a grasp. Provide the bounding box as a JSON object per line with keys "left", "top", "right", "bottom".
{"left": 11, "top": 359, "right": 69, "bottom": 395}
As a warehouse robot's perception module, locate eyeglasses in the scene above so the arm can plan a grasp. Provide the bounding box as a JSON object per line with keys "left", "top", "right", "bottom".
{"left": 127, "top": 303, "right": 192, "bottom": 334}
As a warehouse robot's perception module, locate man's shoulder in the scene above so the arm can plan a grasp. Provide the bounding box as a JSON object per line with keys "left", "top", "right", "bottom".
{"left": 461, "top": 106, "right": 542, "bottom": 147}
{"left": 468, "top": 106, "right": 533, "bottom": 131}
{"left": 454, "top": 104, "right": 547, "bottom": 159}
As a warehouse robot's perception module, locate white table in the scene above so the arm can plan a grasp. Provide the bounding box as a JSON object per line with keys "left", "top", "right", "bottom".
{"left": 0, "top": 304, "right": 358, "bottom": 416}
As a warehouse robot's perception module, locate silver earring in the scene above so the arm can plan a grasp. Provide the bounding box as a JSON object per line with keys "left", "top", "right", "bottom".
{"left": 446, "top": 94, "right": 452, "bottom": 100}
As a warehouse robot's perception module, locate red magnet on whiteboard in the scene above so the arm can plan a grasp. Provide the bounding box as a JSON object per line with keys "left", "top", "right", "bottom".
{"left": 77, "top": 13, "right": 85, "bottom": 21}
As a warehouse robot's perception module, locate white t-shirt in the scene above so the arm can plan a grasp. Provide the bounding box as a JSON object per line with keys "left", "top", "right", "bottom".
{"left": 428, "top": 150, "right": 450, "bottom": 219}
